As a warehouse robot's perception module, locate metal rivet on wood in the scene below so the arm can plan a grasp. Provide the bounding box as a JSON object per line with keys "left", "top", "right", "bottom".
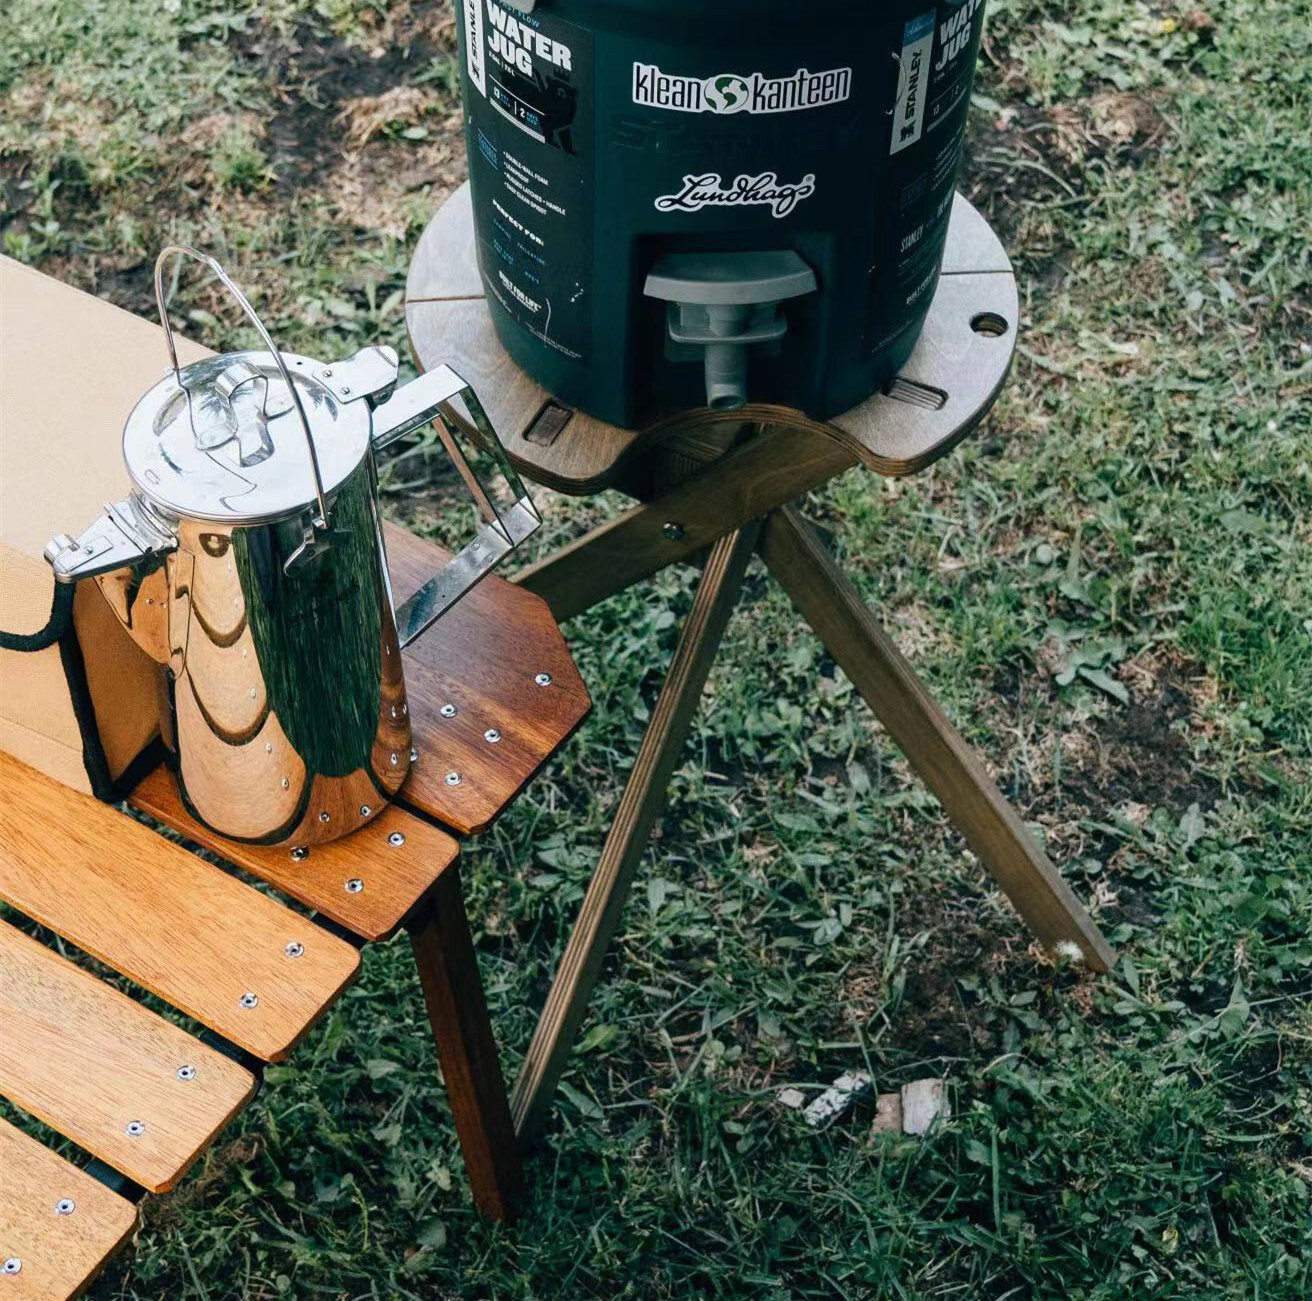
{"left": 285, "top": 941, "right": 305, "bottom": 958}
{"left": 534, "top": 672, "right": 552, "bottom": 686}
{"left": 388, "top": 832, "right": 405, "bottom": 847}
{"left": 54, "top": 1199, "right": 75, "bottom": 1216}
{"left": 440, "top": 703, "right": 457, "bottom": 718}
{"left": 444, "top": 771, "right": 462, "bottom": 786}
{"left": 484, "top": 728, "right": 501, "bottom": 743}
{"left": 176, "top": 1064, "right": 196, "bottom": 1081}
{"left": 345, "top": 878, "right": 364, "bottom": 894}
{"left": 2, "top": 1258, "right": 20, "bottom": 1275}
{"left": 410, "top": 747, "right": 420, "bottom": 762}
{"left": 359, "top": 804, "right": 373, "bottom": 818}
{"left": 239, "top": 992, "right": 259, "bottom": 1009}
{"left": 125, "top": 1121, "right": 145, "bottom": 1137}
{"left": 290, "top": 846, "right": 309, "bottom": 861}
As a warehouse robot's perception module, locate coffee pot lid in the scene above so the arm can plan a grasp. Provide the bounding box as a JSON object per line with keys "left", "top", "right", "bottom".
{"left": 123, "top": 349, "right": 372, "bottom": 524}
{"left": 125, "top": 246, "right": 373, "bottom": 526}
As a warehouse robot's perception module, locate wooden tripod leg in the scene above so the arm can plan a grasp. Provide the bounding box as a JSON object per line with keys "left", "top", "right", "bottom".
{"left": 512, "top": 522, "right": 764, "bottom": 1140}
{"left": 409, "top": 868, "right": 525, "bottom": 1220}
{"left": 759, "top": 507, "right": 1115, "bottom": 972}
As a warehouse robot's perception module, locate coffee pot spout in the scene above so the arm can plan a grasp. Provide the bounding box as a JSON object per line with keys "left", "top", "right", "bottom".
{"left": 45, "top": 497, "right": 176, "bottom": 585}
{"left": 45, "top": 497, "right": 178, "bottom": 667}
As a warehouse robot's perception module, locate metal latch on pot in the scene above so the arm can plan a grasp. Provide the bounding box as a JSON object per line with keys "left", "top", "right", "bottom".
{"left": 643, "top": 251, "right": 817, "bottom": 411}
{"left": 45, "top": 496, "right": 176, "bottom": 582}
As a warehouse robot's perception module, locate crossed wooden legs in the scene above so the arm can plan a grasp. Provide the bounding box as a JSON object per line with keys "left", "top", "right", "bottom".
{"left": 510, "top": 435, "right": 1115, "bottom": 1142}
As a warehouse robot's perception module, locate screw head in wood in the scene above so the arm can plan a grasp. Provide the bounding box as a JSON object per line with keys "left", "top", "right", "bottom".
{"left": 285, "top": 941, "right": 305, "bottom": 958}
{"left": 290, "top": 846, "right": 309, "bottom": 861}
{"left": 125, "top": 1121, "right": 145, "bottom": 1137}
{"left": 484, "top": 728, "right": 501, "bottom": 743}
{"left": 388, "top": 832, "right": 405, "bottom": 847}
{"left": 444, "top": 771, "right": 461, "bottom": 786}
{"left": 345, "top": 878, "right": 364, "bottom": 894}
{"left": 389, "top": 752, "right": 399, "bottom": 766}
{"left": 439, "top": 703, "right": 457, "bottom": 718}
{"left": 662, "top": 521, "right": 684, "bottom": 541}
{"left": 534, "top": 672, "right": 552, "bottom": 686}
{"left": 54, "top": 1199, "right": 75, "bottom": 1216}
{"left": 2, "top": 1258, "right": 20, "bottom": 1275}
{"left": 410, "top": 746, "right": 420, "bottom": 762}
{"left": 318, "top": 811, "right": 330, "bottom": 824}
{"left": 176, "top": 1064, "right": 196, "bottom": 1081}
{"left": 281, "top": 776, "right": 290, "bottom": 789}
{"left": 359, "top": 804, "right": 373, "bottom": 818}
{"left": 239, "top": 992, "right": 259, "bottom": 1009}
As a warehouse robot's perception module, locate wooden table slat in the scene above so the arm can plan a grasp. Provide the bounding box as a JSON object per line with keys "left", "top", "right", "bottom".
{"left": 129, "top": 767, "right": 458, "bottom": 942}
{"left": 0, "top": 922, "right": 255, "bottom": 1193}
{"left": 385, "top": 526, "right": 590, "bottom": 835}
{"left": 0, "top": 1117, "right": 138, "bottom": 1300}
{"left": 0, "top": 754, "right": 359, "bottom": 1061}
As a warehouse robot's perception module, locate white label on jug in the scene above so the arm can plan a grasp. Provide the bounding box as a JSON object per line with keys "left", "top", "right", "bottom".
{"left": 889, "top": 11, "right": 935, "bottom": 155}
{"left": 654, "top": 171, "right": 817, "bottom": 220}
{"left": 464, "top": 0, "right": 486, "bottom": 97}
{"left": 632, "top": 64, "right": 852, "bottom": 116}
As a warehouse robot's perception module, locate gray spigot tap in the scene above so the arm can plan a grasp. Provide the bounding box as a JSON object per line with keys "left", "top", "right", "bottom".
{"left": 643, "top": 250, "right": 817, "bottom": 411}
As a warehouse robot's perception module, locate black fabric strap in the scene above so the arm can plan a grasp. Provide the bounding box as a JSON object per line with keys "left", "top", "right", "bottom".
{"left": 0, "top": 579, "right": 75, "bottom": 651}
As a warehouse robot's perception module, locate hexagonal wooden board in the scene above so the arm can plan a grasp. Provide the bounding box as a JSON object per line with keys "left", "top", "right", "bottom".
{"left": 386, "top": 524, "right": 590, "bottom": 835}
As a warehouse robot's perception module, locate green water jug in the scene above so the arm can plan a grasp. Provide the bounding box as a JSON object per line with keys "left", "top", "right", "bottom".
{"left": 454, "top": 0, "right": 987, "bottom": 426}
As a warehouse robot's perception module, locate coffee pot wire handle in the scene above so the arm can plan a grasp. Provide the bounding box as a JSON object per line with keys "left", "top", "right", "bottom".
{"left": 153, "top": 245, "right": 331, "bottom": 530}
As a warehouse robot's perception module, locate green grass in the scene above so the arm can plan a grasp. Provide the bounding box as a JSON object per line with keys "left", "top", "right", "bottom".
{"left": 2, "top": 0, "right": 1310, "bottom": 1296}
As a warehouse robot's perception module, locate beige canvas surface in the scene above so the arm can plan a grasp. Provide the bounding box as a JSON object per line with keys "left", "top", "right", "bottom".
{"left": 0, "top": 256, "right": 209, "bottom": 789}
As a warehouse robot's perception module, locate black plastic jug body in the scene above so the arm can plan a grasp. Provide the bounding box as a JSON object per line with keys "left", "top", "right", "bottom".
{"left": 455, "top": 0, "right": 987, "bottom": 427}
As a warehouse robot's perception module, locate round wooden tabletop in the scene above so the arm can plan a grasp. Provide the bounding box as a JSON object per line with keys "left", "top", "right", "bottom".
{"left": 406, "top": 183, "right": 1018, "bottom": 495}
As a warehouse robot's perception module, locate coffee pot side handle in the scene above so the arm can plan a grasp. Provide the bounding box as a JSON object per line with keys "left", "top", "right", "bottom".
{"left": 370, "top": 367, "right": 542, "bottom": 648}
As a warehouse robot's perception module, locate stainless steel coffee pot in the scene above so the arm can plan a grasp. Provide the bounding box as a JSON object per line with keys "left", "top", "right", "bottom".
{"left": 44, "top": 247, "right": 540, "bottom": 847}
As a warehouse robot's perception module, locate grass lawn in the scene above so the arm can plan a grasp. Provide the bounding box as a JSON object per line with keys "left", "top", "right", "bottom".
{"left": 2, "top": 0, "right": 1310, "bottom": 1297}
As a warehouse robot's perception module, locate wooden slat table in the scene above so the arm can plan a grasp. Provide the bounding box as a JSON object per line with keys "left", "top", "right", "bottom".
{"left": 1, "top": 258, "right": 592, "bottom": 1294}
{"left": 406, "top": 182, "right": 1117, "bottom": 1143}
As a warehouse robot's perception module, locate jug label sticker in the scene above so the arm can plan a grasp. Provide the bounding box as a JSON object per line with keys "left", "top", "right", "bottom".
{"left": 889, "top": 11, "right": 936, "bottom": 155}
{"left": 632, "top": 64, "right": 852, "bottom": 116}
{"left": 654, "top": 171, "right": 817, "bottom": 220}
{"left": 462, "top": 2, "right": 593, "bottom": 360}
{"left": 462, "top": 0, "right": 486, "bottom": 97}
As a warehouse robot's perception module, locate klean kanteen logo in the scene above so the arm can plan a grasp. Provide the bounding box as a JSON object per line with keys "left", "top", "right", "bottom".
{"left": 633, "top": 64, "right": 851, "bottom": 115}
{"left": 654, "top": 172, "right": 817, "bottom": 220}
